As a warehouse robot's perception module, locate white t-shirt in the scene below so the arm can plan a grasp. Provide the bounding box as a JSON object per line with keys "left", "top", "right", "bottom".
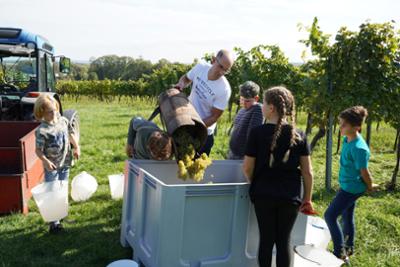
{"left": 187, "top": 62, "right": 231, "bottom": 135}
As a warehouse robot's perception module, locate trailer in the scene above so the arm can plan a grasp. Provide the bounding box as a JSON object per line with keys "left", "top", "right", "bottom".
{"left": 0, "top": 27, "right": 79, "bottom": 214}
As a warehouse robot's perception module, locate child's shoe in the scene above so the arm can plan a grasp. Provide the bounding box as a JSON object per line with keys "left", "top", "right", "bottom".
{"left": 49, "top": 222, "right": 59, "bottom": 234}
{"left": 49, "top": 222, "right": 64, "bottom": 234}
{"left": 56, "top": 222, "right": 64, "bottom": 231}
{"left": 345, "top": 246, "right": 354, "bottom": 257}
{"left": 334, "top": 248, "right": 350, "bottom": 265}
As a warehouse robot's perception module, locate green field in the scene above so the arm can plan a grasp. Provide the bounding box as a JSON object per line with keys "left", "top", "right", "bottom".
{"left": 1, "top": 97, "right": 399, "bottom": 267}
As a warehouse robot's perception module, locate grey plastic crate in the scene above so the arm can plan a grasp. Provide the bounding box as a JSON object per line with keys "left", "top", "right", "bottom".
{"left": 120, "top": 160, "right": 309, "bottom": 267}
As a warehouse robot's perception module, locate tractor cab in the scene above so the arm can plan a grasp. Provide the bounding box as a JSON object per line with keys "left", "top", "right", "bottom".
{"left": 0, "top": 27, "right": 71, "bottom": 120}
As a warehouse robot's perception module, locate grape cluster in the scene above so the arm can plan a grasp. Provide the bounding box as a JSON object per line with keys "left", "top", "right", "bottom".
{"left": 178, "top": 153, "right": 212, "bottom": 182}
{"left": 174, "top": 129, "right": 212, "bottom": 182}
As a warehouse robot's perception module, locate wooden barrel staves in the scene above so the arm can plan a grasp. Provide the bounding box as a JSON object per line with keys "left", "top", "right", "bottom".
{"left": 157, "top": 88, "right": 208, "bottom": 157}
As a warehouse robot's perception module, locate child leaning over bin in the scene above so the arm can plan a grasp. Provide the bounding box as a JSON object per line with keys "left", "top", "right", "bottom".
{"left": 242, "top": 86, "right": 315, "bottom": 267}
{"left": 34, "top": 94, "right": 80, "bottom": 234}
{"left": 126, "top": 116, "right": 173, "bottom": 160}
{"left": 228, "top": 81, "right": 263, "bottom": 159}
{"left": 324, "top": 106, "right": 377, "bottom": 262}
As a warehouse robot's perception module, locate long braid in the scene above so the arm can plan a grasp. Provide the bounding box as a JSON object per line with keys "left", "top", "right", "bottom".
{"left": 265, "top": 86, "right": 299, "bottom": 167}
{"left": 269, "top": 115, "right": 284, "bottom": 167}
{"left": 283, "top": 95, "right": 298, "bottom": 163}
{"left": 270, "top": 95, "right": 286, "bottom": 151}
{"left": 268, "top": 91, "right": 286, "bottom": 167}
{"left": 289, "top": 95, "right": 298, "bottom": 147}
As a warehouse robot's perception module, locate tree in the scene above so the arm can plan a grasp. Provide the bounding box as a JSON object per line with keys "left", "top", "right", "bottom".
{"left": 142, "top": 62, "right": 191, "bottom": 95}
{"left": 299, "top": 18, "right": 332, "bottom": 153}
{"left": 70, "top": 63, "right": 89, "bottom": 80}
{"left": 322, "top": 21, "right": 400, "bottom": 146}
{"left": 207, "top": 45, "right": 301, "bottom": 119}
{"left": 121, "top": 57, "right": 153, "bottom": 80}
{"left": 89, "top": 55, "right": 128, "bottom": 80}
{"left": 302, "top": 17, "right": 400, "bottom": 190}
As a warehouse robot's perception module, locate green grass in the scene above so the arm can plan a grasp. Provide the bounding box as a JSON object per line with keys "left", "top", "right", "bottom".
{"left": 1, "top": 96, "right": 399, "bottom": 267}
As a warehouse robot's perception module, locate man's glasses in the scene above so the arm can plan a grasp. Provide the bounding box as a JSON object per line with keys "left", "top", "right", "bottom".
{"left": 215, "top": 57, "right": 231, "bottom": 75}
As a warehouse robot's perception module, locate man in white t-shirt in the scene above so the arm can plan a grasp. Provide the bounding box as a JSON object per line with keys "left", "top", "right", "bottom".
{"left": 174, "top": 49, "right": 234, "bottom": 155}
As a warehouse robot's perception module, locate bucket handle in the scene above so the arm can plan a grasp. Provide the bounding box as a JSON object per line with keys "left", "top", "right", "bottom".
{"left": 147, "top": 106, "right": 167, "bottom": 132}
{"left": 148, "top": 106, "right": 161, "bottom": 122}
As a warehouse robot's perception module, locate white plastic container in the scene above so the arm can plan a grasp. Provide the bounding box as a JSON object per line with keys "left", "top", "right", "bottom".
{"left": 31, "top": 180, "right": 69, "bottom": 222}
{"left": 108, "top": 173, "right": 124, "bottom": 199}
{"left": 294, "top": 245, "right": 344, "bottom": 266}
{"left": 121, "top": 160, "right": 342, "bottom": 267}
{"left": 305, "top": 216, "right": 332, "bottom": 249}
{"left": 121, "top": 160, "right": 308, "bottom": 267}
{"left": 106, "top": 259, "right": 138, "bottom": 267}
{"left": 71, "top": 171, "right": 98, "bottom": 202}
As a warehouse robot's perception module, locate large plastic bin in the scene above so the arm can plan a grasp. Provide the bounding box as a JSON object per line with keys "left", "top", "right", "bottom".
{"left": 0, "top": 121, "right": 44, "bottom": 214}
{"left": 121, "top": 160, "right": 311, "bottom": 267}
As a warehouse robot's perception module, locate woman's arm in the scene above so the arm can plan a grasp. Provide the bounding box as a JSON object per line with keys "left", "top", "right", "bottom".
{"left": 300, "top": 155, "right": 313, "bottom": 202}
{"left": 242, "top": 156, "right": 256, "bottom": 183}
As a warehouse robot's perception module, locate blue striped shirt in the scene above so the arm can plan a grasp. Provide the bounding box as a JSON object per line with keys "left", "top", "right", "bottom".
{"left": 229, "top": 104, "right": 263, "bottom": 157}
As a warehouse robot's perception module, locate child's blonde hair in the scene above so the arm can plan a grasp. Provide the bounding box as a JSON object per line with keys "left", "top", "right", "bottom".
{"left": 33, "top": 94, "right": 60, "bottom": 120}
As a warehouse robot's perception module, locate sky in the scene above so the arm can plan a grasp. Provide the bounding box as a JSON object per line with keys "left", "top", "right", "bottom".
{"left": 1, "top": 0, "right": 399, "bottom": 63}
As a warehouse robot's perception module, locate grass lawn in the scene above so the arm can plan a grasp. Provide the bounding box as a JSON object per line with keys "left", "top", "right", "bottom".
{"left": 1, "top": 96, "right": 399, "bottom": 267}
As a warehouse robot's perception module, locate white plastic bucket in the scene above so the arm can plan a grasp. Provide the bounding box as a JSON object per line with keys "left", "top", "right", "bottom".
{"left": 31, "top": 180, "right": 69, "bottom": 222}
{"left": 106, "top": 259, "right": 138, "bottom": 267}
{"left": 71, "top": 171, "right": 98, "bottom": 202}
{"left": 294, "top": 245, "right": 344, "bottom": 266}
{"left": 108, "top": 173, "right": 124, "bottom": 199}
{"left": 305, "top": 216, "right": 331, "bottom": 249}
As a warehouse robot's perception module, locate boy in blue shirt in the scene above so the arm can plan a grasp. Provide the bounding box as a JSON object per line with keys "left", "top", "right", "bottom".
{"left": 324, "top": 106, "right": 377, "bottom": 262}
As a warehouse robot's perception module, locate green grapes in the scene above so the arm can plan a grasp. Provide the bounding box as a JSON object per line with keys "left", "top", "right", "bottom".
{"left": 173, "top": 129, "right": 212, "bottom": 182}
{"left": 177, "top": 160, "right": 188, "bottom": 178}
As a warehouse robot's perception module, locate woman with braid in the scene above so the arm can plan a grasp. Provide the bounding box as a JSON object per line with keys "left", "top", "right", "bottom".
{"left": 242, "top": 86, "right": 316, "bottom": 267}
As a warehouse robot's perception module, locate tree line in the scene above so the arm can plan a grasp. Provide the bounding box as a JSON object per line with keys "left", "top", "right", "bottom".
{"left": 56, "top": 18, "right": 400, "bottom": 189}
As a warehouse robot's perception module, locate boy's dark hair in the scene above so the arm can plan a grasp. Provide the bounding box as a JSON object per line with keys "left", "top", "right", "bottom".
{"left": 148, "top": 131, "right": 172, "bottom": 160}
{"left": 339, "top": 106, "right": 368, "bottom": 127}
{"left": 239, "top": 81, "right": 260, "bottom": 98}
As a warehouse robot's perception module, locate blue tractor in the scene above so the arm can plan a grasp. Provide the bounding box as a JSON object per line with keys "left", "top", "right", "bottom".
{"left": 0, "top": 27, "right": 78, "bottom": 132}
